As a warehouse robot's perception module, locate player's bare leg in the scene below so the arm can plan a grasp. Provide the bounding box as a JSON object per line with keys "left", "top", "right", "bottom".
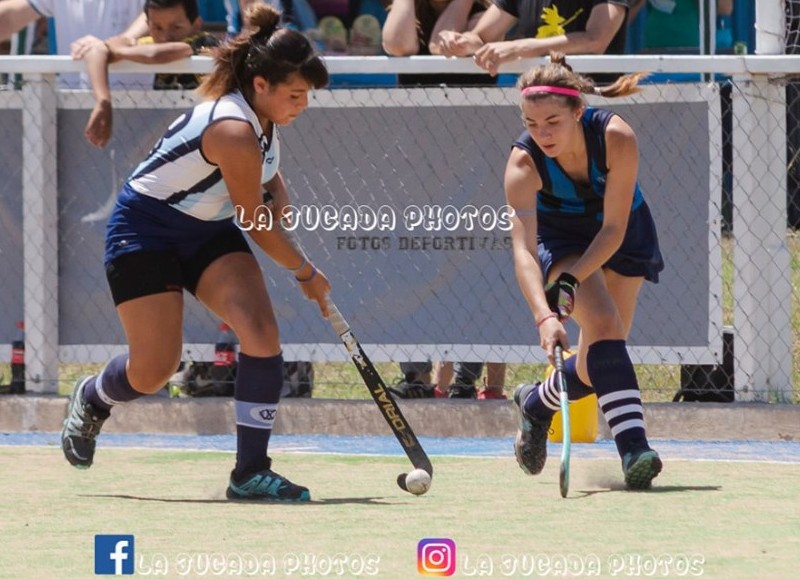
{"left": 197, "top": 252, "right": 309, "bottom": 501}
{"left": 62, "top": 292, "right": 183, "bottom": 468}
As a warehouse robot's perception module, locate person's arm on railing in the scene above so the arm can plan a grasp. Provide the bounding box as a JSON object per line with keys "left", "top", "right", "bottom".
{"left": 436, "top": 4, "right": 516, "bottom": 57}
{"left": 110, "top": 41, "right": 193, "bottom": 64}
{"left": 0, "top": 0, "right": 39, "bottom": 43}
{"left": 80, "top": 42, "right": 113, "bottom": 148}
{"left": 71, "top": 12, "right": 148, "bottom": 60}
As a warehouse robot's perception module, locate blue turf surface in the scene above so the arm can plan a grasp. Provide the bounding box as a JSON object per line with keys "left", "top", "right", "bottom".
{"left": 2, "top": 432, "right": 800, "bottom": 463}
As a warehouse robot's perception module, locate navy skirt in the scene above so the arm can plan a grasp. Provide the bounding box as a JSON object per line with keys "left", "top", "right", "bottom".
{"left": 537, "top": 201, "right": 664, "bottom": 283}
{"left": 105, "top": 185, "right": 246, "bottom": 266}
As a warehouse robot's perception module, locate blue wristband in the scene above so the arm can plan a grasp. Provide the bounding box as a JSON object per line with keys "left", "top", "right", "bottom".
{"left": 295, "top": 267, "right": 317, "bottom": 283}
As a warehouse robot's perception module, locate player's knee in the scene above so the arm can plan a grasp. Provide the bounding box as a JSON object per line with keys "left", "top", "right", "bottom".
{"left": 226, "top": 308, "right": 281, "bottom": 352}
{"left": 581, "top": 308, "right": 625, "bottom": 340}
{"left": 232, "top": 312, "right": 279, "bottom": 338}
{"left": 128, "top": 352, "right": 182, "bottom": 394}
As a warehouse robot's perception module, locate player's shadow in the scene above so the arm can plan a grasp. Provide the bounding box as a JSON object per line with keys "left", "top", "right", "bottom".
{"left": 574, "top": 484, "right": 722, "bottom": 498}
{"left": 81, "top": 493, "right": 398, "bottom": 505}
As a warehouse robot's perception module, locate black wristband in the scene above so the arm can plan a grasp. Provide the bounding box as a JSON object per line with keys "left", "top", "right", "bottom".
{"left": 558, "top": 272, "right": 580, "bottom": 289}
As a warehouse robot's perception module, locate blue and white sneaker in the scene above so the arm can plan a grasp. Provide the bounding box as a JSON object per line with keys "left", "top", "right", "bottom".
{"left": 622, "top": 448, "right": 663, "bottom": 490}
{"left": 227, "top": 460, "right": 310, "bottom": 502}
{"left": 512, "top": 383, "right": 551, "bottom": 475}
{"left": 61, "top": 376, "right": 109, "bottom": 469}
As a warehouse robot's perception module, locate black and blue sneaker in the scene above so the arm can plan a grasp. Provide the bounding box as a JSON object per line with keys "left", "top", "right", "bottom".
{"left": 227, "top": 459, "right": 310, "bottom": 502}
{"left": 512, "top": 383, "right": 551, "bottom": 475}
{"left": 61, "top": 376, "right": 109, "bottom": 469}
{"left": 622, "top": 448, "right": 663, "bottom": 490}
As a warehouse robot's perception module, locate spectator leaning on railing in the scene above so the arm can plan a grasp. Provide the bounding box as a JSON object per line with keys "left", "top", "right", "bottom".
{"left": 381, "top": 0, "right": 496, "bottom": 85}
{"left": 0, "top": 0, "right": 146, "bottom": 49}
{"left": 75, "top": 0, "right": 219, "bottom": 148}
{"left": 0, "top": 0, "right": 148, "bottom": 87}
{"left": 436, "top": 0, "right": 630, "bottom": 82}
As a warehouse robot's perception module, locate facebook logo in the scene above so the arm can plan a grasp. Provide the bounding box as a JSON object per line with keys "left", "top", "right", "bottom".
{"left": 94, "top": 535, "right": 135, "bottom": 575}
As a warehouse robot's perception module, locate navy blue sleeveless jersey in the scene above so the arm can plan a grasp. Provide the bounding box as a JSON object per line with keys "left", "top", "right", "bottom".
{"left": 513, "top": 107, "right": 664, "bottom": 282}
{"left": 513, "top": 107, "right": 643, "bottom": 219}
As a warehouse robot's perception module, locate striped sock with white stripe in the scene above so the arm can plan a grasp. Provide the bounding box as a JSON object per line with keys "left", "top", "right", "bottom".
{"left": 587, "top": 340, "right": 649, "bottom": 456}
{"left": 523, "top": 354, "right": 595, "bottom": 420}
{"left": 522, "top": 372, "right": 560, "bottom": 420}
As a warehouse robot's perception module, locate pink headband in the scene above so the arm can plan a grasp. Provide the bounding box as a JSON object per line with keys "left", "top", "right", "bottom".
{"left": 521, "top": 86, "right": 581, "bottom": 98}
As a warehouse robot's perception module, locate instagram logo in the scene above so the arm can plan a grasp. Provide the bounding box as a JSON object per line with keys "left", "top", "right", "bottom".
{"left": 417, "top": 538, "right": 456, "bottom": 576}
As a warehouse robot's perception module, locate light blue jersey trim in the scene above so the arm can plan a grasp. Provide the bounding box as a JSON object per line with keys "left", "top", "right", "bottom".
{"left": 127, "top": 91, "right": 279, "bottom": 221}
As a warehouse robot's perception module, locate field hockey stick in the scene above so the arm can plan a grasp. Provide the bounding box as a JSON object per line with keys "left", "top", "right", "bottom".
{"left": 275, "top": 216, "right": 433, "bottom": 493}
{"left": 553, "top": 344, "right": 571, "bottom": 498}
{"left": 323, "top": 294, "right": 434, "bottom": 493}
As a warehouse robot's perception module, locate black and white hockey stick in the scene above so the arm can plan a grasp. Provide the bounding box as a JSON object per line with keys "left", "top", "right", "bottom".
{"left": 324, "top": 295, "right": 434, "bottom": 492}
{"left": 275, "top": 214, "right": 433, "bottom": 492}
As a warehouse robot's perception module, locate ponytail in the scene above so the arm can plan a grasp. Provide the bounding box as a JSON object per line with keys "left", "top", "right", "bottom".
{"left": 197, "top": 4, "right": 327, "bottom": 101}
{"left": 517, "top": 52, "right": 646, "bottom": 105}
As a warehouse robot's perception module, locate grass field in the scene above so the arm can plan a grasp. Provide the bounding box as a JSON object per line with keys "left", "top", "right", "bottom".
{"left": 2, "top": 447, "right": 798, "bottom": 578}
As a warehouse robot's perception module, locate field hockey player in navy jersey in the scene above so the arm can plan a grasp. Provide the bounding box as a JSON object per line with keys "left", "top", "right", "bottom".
{"left": 506, "top": 53, "right": 665, "bottom": 490}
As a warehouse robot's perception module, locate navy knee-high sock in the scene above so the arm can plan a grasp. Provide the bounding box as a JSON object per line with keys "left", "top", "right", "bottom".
{"left": 523, "top": 354, "right": 594, "bottom": 421}
{"left": 234, "top": 352, "right": 284, "bottom": 480}
{"left": 586, "top": 340, "right": 649, "bottom": 457}
{"left": 84, "top": 355, "right": 145, "bottom": 413}
{"left": 564, "top": 355, "right": 594, "bottom": 400}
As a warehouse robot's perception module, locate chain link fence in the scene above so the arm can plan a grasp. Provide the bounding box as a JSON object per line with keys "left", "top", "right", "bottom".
{"left": 785, "top": 0, "right": 800, "bottom": 229}
{"left": 0, "top": 56, "right": 797, "bottom": 403}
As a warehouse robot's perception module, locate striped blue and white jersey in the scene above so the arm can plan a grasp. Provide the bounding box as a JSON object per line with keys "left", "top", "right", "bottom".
{"left": 127, "top": 90, "right": 280, "bottom": 221}
{"left": 513, "top": 107, "right": 643, "bottom": 220}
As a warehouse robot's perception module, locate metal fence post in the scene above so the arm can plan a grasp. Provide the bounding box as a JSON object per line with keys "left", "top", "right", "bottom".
{"left": 21, "top": 74, "right": 59, "bottom": 393}
{"left": 732, "top": 74, "right": 793, "bottom": 402}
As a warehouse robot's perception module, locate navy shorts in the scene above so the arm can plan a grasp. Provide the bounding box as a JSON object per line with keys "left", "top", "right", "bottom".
{"left": 537, "top": 201, "right": 664, "bottom": 283}
{"left": 105, "top": 185, "right": 252, "bottom": 305}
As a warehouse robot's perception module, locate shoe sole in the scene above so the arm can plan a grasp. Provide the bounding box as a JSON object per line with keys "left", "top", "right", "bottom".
{"left": 512, "top": 384, "right": 546, "bottom": 476}
{"left": 625, "top": 452, "right": 663, "bottom": 490}
{"left": 61, "top": 376, "right": 96, "bottom": 469}
{"left": 512, "top": 385, "right": 529, "bottom": 473}
{"left": 226, "top": 487, "right": 311, "bottom": 502}
{"left": 514, "top": 430, "right": 534, "bottom": 475}
{"left": 63, "top": 437, "right": 91, "bottom": 470}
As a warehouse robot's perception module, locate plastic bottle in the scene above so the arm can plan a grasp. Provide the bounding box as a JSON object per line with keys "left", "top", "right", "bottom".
{"left": 716, "top": 16, "right": 733, "bottom": 52}
{"left": 166, "top": 361, "right": 186, "bottom": 398}
{"left": 10, "top": 321, "right": 25, "bottom": 394}
{"left": 212, "top": 323, "right": 237, "bottom": 395}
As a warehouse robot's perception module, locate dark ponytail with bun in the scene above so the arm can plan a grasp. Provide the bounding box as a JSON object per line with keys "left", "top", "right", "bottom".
{"left": 198, "top": 4, "right": 328, "bottom": 101}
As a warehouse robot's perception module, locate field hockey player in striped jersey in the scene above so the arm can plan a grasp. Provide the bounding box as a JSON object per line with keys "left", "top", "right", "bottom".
{"left": 505, "top": 53, "right": 665, "bottom": 490}
{"left": 61, "top": 4, "right": 330, "bottom": 502}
